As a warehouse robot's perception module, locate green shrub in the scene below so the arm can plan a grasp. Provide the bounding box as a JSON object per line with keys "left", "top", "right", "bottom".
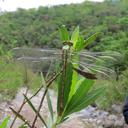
{"left": 95, "top": 69, "right": 128, "bottom": 109}
{"left": 0, "top": 56, "right": 41, "bottom": 101}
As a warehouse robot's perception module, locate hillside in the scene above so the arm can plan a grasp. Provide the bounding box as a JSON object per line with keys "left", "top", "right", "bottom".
{"left": 0, "top": 1, "right": 128, "bottom": 124}
{"left": 0, "top": 0, "right": 128, "bottom": 68}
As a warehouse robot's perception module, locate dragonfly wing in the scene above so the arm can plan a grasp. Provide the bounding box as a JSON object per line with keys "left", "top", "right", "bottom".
{"left": 13, "top": 47, "right": 62, "bottom": 58}
{"left": 72, "top": 50, "right": 121, "bottom": 78}
{"left": 12, "top": 47, "right": 62, "bottom": 73}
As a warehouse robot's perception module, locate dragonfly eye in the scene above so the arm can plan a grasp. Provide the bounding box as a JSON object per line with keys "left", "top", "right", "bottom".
{"left": 63, "top": 41, "right": 73, "bottom": 46}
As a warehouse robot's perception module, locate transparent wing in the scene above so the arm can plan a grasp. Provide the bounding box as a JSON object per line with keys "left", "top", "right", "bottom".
{"left": 12, "top": 47, "right": 122, "bottom": 78}
{"left": 71, "top": 50, "right": 122, "bottom": 78}
{"left": 13, "top": 47, "right": 62, "bottom": 59}
{"left": 12, "top": 47, "right": 62, "bottom": 73}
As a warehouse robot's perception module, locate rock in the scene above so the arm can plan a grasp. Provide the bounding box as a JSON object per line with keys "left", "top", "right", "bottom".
{"left": 98, "top": 111, "right": 109, "bottom": 120}
{"left": 96, "top": 119, "right": 103, "bottom": 126}
{"left": 79, "top": 106, "right": 96, "bottom": 118}
{"left": 92, "top": 110, "right": 100, "bottom": 118}
{"left": 103, "top": 119, "right": 114, "bottom": 128}
{"left": 114, "top": 118, "right": 124, "bottom": 127}
{"left": 60, "top": 118, "right": 95, "bottom": 128}
{"left": 108, "top": 114, "right": 117, "bottom": 121}
{"left": 80, "top": 110, "right": 92, "bottom": 118}
{"left": 111, "top": 104, "right": 122, "bottom": 114}
{"left": 0, "top": 87, "right": 126, "bottom": 128}
{"left": 123, "top": 123, "right": 128, "bottom": 128}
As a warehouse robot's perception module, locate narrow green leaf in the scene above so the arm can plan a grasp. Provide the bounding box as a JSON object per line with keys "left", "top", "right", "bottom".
{"left": 75, "top": 35, "right": 85, "bottom": 51}
{"left": 69, "top": 55, "right": 79, "bottom": 100}
{"left": 66, "top": 79, "right": 94, "bottom": 112}
{"left": 71, "top": 26, "right": 79, "bottom": 49}
{"left": 84, "top": 33, "right": 100, "bottom": 48}
{"left": 63, "top": 62, "right": 73, "bottom": 106}
{"left": 23, "top": 95, "right": 48, "bottom": 128}
{"left": 0, "top": 116, "right": 10, "bottom": 128}
{"left": 57, "top": 73, "right": 62, "bottom": 115}
{"left": 59, "top": 25, "right": 69, "bottom": 42}
{"left": 46, "top": 92, "right": 54, "bottom": 121}
{"left": 10, "top": 107, "right": 31, "bottom": 127}
{"left": 69, "top": 70, "right": 78, "bottom": 100}
{"left": 57, "top": 62, "right": 73, "bottom": 115}
{"left": 65, "top": 87, "right": 105, "bottom": 116}
{"left": 41, "top": 72, "right": 54, "bottom": 121}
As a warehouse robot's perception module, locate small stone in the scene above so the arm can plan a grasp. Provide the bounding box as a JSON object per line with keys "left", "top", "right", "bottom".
{"left": 103, "top": 119, "right": 114, "bottom": 128}
{"left": 92, "top": 110, "right": 100, "bottom": 118}
{"left": 87, "top": 106, "right": 96, "bottom": 113}
{"left": 97, "top": 119, "right": 102, "bottom": 125}
{"left": 80, "top": 109, "right": 92, "bottom": 118}
{"left": 111, "top": 104, "right": 122, "bottom": 114}
{"left": 114, "top": 120, "right": 124, "bottom": 127}
{"left": 108, "top": 114, "right": 117, "bottom": 121}
{"left": 98, "top": 111, "right": 109, "bottom": 120}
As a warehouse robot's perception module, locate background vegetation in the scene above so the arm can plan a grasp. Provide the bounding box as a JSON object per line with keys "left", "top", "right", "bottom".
{"left": 0, "top": 0, "right": 128, "bottom": 108}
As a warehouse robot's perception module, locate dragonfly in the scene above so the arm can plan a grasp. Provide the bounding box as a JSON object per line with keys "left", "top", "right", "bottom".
{"left": 12, "top": 47, "right": 121, "bottom": 79}
{"left": 11, "top": 46, "right": 121, "bottom": 128}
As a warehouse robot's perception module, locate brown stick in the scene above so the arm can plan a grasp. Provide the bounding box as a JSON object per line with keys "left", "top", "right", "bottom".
{"left": 31, "top": 71, "right": 62, "bottom": 128}
{"left": 10, "top": 73, "right": 57, "bottom": 128}
{"left": 10, "top": 88, "right": 29, "bottom": 128}
{"left": 10, "top": 107, "right": 32, "bottom": 128}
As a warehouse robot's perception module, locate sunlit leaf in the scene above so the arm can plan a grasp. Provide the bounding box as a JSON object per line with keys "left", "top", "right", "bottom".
{"left": 66, "top": 78, "right": 94, "bottom": 111}
{"left": 59, "top": 25, "right": 69, "bottom": 42}
{"left": 71, "top": 26, "right": 79, "bottom": 49}
{"left": 84, "top": 32, "right": 100, "bottom": 48}
{"left": 64, "top": 87, "right": 105, "bottom": 116}
{"left": 0, "top": 116, "right": 10, "bottom": 128}
{"left": 75, "top": 35, "right": 85, "bottom": 51}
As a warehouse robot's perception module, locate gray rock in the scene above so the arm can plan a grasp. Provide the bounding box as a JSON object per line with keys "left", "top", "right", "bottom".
{"left": 103, "top": 119, "right": 114, "bottom": 128}
{"left": 98, "top": 111, "right": 109, "bottom": 120}
{"left": 80, "top": 109, "right": 92, "bottom": 118}
{"left": 111, "top": 104, "right": 122, "bottom": 114}
{"left": 114, "top": 118, "right": 124, "bottom": 127}
{"left": 87, "top": 106, "right": 96, "bottom": 113}
{"left": 108, "top": 114, "right": 117, "bottom": 121}
{"left": 80, "top": 106, "right": 96, "bottom": 118}
{"left": 96, "top": 119, "right": 103, "bottom": 125}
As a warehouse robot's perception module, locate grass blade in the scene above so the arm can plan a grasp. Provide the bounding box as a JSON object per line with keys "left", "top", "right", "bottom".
{"left": 23, "top": 94, "right": 48, "bottom": 128}
{"left": 41, "top": 72, "right": 54, "bottom": 121}
{"left": 10, "top": 107, "right": 31, "bottom": 128}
